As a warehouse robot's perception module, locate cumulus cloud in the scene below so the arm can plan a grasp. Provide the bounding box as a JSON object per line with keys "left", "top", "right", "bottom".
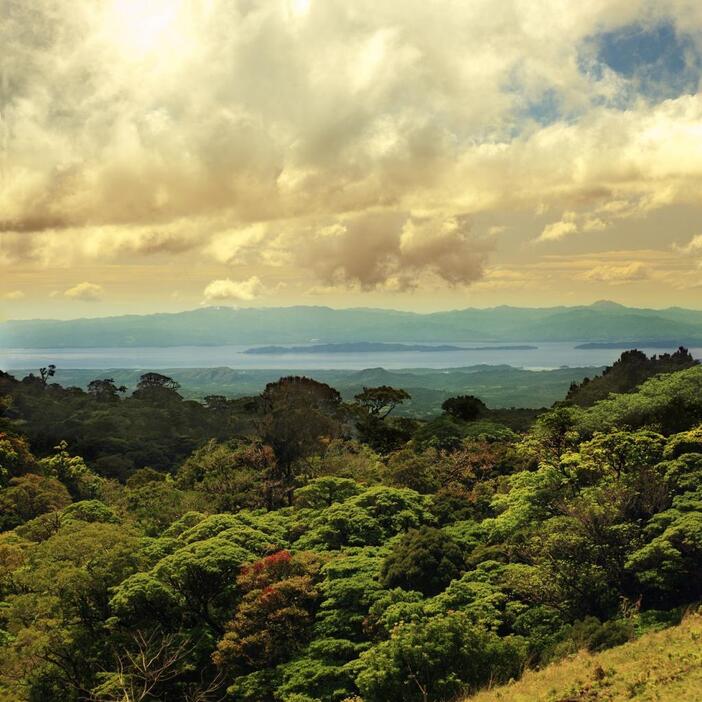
{"left": 297, "top": 211, "right": 492, "bottom": 290}
{"left": 203, "top": 276, "right": 265, "bottom": 302}
{"left": 3, "top": 0, "right": 702, "bottom": 305}
{"left": 579, "top": 261, "right": 652, "bottom": 283}
{"left": 64, "top": 282, "right": 105, "bottom": 301}
{"left": 537, "top": 216, "right": 579, "bottom": 243}
{"left": 2, "top": 290, "right": 25, "bottom": 300}
{"left": 675, "top": 234, "right": 702, "bottom": 254}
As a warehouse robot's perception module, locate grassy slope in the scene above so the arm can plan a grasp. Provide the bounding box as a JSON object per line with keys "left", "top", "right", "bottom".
{"left": 469, "top": 614, "right": 702, "bottom": 702}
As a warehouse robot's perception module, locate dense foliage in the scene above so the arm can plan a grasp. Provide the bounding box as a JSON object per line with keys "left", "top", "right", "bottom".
{"left": 1, "top": 356, "right": 701, "bottom": 701}
{"left": 565, "top": 346, "right": 698, "bottom": 407}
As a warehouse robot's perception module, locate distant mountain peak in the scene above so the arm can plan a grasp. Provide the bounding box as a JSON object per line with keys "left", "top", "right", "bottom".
{"left": 590, "top": 300, "right": 627, "bottom": 310}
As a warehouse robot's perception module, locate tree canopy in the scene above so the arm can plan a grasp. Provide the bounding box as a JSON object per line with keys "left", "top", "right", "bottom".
{"left": 0, "top": 359, "right": 701, "bottom": 701}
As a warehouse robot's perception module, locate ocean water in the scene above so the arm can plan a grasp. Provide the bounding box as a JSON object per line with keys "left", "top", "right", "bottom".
{"left": 2, "top": 342, "right": 700, "bottom": 372}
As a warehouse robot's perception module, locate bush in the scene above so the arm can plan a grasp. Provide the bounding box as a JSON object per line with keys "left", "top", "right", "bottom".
{"left": 356, "top": 612, "right": 525, "bottom": 702}
{"left": 550, "top": 616, "right": 634, "bottom": 659}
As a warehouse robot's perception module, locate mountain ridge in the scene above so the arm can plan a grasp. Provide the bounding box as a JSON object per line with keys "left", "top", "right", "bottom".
{"left": 2, "top": 302, "right": 702, "bottom": 348}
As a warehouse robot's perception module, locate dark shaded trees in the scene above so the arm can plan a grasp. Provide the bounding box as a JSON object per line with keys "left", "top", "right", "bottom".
{"left": 258, "top": 377, "right": 345, "bottom": 505}
{"left": 567, "top": 347, "right": 698, "bottom": 407}
{"left": 132, "top": 373, "right": 183, "bottom": 403}
{"left": 0, "top": 474, "right": 71, "bottom": 530}
{"left": 176, "top": 440, "right": 275, "bottom": 511}
{"left": 381, "top": 526, "right": 465, "bottom": 596}
{"left": 441, "top": 394, "right": 487, "bottom": 422}
{"left": 354, "top": 386, "right": 411, "bottom": 419}
{"left": 87, "top": 378, "right": 127, "bottom": 402}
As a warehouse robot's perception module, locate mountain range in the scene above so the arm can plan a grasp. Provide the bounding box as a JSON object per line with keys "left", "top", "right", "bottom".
{"left": 2, "top": 300, "right": 702, "bottom": 348}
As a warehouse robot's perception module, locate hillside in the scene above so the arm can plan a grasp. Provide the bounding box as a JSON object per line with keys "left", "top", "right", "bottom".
{"left": 2, "top": 302, "right": 702, "bottom": 347}
{"left": 0, "top": 366, "right": 702, "bottom": 702}
{"left": 1, "top": 363, "right": 702, "bottom": 701}
{"left": 566, "top": 347, "right": 699, "bottom": 406}
{"left": 468, "top": 613, "right": 702, "bottom": 702}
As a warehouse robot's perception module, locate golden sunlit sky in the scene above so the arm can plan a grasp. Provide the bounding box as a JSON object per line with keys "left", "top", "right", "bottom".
{"left": 2, "top": 0, "right": 702, "bottom": 319}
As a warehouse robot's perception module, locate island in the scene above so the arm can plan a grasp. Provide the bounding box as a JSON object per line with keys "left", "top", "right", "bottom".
{"left": 244, "top": 342, "right": 538, "bottom": 354}
{"left": 575, "top": 341, "right": 702, "bottom": 349}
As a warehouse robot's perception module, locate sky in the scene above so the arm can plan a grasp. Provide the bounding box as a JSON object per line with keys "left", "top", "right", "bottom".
{"left": 2, "top": 0, "right": 702, "bottom": 319}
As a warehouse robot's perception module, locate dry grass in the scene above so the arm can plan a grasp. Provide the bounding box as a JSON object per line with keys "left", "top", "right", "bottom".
{"left": 468, "top": 613, "right": 702, "bottom": 702}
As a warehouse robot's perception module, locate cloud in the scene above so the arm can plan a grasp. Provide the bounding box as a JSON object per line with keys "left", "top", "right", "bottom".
{"left": 5, "top": 2, "right": 702, "bottom": 241}
{"left": 2, "top": 290, "right": 25, "bottom": 300}
{"left": 472, "top": 266, "right": 548, "bottom": 291}
{"left": 207, "top": 225, "right": 274, "bottom": 265}
{"left": 3, "top": 1, "right": 702, "bottom": 307}
{"left": 64, "top": 282, "right": 105, "bottom": 301}
{"left": 579, "top": 261, "right": 652, "bottom": 283}
{"left": 536, "top": 213, "right": 579, "bottom": 243}
{"left": 534, "top": 206, "right": 620, "bottom": 243}
{"left": 675, "top": 233, "right": 702, "bottom": 255}
{"left": 298, "top": 211, "right": 492, "bottom": 290}
{"left": 203, "top": 276, "right": 264, "bottom": 302}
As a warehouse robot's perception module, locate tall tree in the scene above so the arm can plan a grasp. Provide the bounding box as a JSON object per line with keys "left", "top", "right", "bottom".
{"left": 354, "top": 386, "right": 411, "bottom": 419}
{"left": 258, "top": 377, "right": 344, "bottom": 505}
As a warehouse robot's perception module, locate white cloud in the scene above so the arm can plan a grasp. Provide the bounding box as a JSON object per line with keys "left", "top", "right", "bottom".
{"left": 579, "top": 261, "right": 652, "bottom": 283}
{"left": 2, "top": 290, "right": 25, "bottom": 300}
{"left": 536, "top": 217, "right": 578, "bottom": 243}
{"left": 675, "top": 234, "right": 702, "bottom": 255}
{"left": 203, "top": 276, "right": 264, "bottom": 302}
{"left": 64, "top": 282, "right": 105, "bottom": 301}
{"left": 3, "top": 0, "right": 702, "bottom": 304}
{"left": 582, "top": 217, "right": 607, "bottom": 232}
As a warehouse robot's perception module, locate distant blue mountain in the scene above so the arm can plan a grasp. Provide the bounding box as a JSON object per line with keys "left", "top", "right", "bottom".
{"left": 1, "top": 302, "right": 701, "bottom": 348}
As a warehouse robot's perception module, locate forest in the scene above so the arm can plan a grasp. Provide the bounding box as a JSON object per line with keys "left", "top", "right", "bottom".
{"left": 1, "top": 348, "right": 701, "bottom": 702}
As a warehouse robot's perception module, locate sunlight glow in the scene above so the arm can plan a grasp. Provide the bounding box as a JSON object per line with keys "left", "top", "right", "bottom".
{"left": 101, "top": 0, "right": 186, "bottom": 58}
{"left": 290, "top": 0, "right": 311, "bottom": 18}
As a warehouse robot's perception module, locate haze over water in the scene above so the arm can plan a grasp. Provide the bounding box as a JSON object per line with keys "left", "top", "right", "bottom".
{"left": 3, "top": 342, "right": 701, "bottom": 372}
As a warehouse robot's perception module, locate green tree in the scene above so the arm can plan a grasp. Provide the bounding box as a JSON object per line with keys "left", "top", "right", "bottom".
{"left": 0, "top": 474, "right": 71, "bottom": 530}
{"left": 177, "top": 440, "right": 274, "bottom": 512}
{"left": 39, "top": 441, "right": 103, "bottom": 500}
{"left": 412, "top": 416, "right": 465, "bottom": 452}
{"left": 0, "top": 432, "right": 37, "bottom": 487}
{"left": 356, "top": 612, "right": 524, "bottom": 702}
{"left": 382, "top": 449, "right": 440, "bottom": 494}
{"left": 122, "top": 480, "right": 192, "bottom": 536}
{"left": 528, "top": 406, "right": 581, "bottom": 462}
{"left": 1, "top": 521, "right": 145, "bottom": 700}
{"left": 296, "top": 486, "right": 430, "bottom": 551}
{"left": 381, "top": 527, "right": 464, "bottom": 596}
{"left": 258, "top": 377, "right": 344, "bottom": 506}
{"left": 354, "top": 386, "right": 411, "bottom": 419}
{"left": 626, "top": 492, "right": 702, "bottom": 606}
{"left": 131, "top": 373, "right": 182, "bottom": 403}
{"left": 294, "top": 477, "right": 362, "bottom": 509}
{"left": 441, "top": 395, "right": 486, "bottom": 422}
{"left": 112, "top": 535, "right": 254, "bottom": 635}
{"left": 87, "top": 378, "right": 127, "bottom": 402}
